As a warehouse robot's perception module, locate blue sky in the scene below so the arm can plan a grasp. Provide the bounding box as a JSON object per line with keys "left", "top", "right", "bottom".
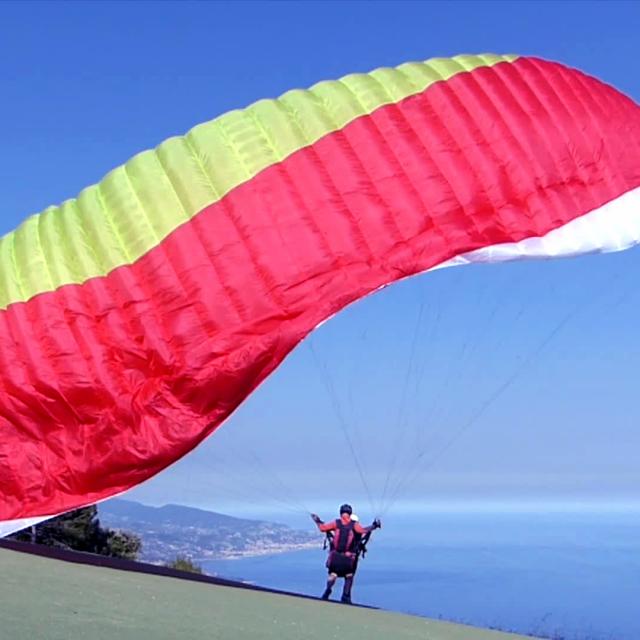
{"left": 1, "top": 1, "right": 639, "bottom": 520}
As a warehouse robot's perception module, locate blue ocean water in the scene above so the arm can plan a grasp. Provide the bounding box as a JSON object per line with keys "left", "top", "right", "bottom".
{"left": 202, "top": 510, "right": 640, "bottom": 640}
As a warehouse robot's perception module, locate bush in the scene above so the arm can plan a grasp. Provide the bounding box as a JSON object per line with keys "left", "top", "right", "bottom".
{"left": 105, "top": 529, "right": 142, "bottom": 560}
{"left": 165, "top": 555, "right": 203, "bottom": 574}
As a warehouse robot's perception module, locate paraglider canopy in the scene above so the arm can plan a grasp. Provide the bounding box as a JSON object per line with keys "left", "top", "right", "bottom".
{"left": 1, "top": 53, "right": 640, "bottom": 536}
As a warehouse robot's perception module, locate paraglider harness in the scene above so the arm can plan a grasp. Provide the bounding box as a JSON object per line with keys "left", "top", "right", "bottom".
{"left": 322, "top": 518, "right": 362, "bottom": 577}
{"left": 323, "top": 520, "right": 373, "bottom": 560}
{"left": 312, "top": 512, "right": 380, "bottom": 577}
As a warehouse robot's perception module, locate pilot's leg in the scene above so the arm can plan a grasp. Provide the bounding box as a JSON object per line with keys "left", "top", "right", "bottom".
{"left": 322, "top": 573, "right": 338, "bottom": 600}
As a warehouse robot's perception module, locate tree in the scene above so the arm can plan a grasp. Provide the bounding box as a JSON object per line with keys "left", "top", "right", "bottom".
{"left": 10, "top": 506, "right": 142, "bottom": 561}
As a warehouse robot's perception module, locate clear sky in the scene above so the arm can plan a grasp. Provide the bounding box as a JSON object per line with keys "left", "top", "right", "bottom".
{"left": 1, "top": 1, "right": 639, "bottom": 520}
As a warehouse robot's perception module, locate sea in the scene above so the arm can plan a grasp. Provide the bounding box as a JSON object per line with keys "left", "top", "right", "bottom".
{"left": 202, "top": 509, "right": 640, "bottom": 640}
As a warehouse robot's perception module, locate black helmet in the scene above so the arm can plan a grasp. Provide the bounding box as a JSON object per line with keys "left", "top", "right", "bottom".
{"left": 339, "top": 503, "right": 353, "bottom": 515}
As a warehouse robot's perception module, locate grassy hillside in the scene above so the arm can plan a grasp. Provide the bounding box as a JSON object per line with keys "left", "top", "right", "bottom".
{"left": 0, "top": 547, "right": 538, "bottom": 640}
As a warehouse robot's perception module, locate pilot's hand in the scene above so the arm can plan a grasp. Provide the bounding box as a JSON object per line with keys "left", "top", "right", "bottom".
{"left": 372, "top": 518, "right": 382, "bottom": 529}
{"left": 311, "top": 513, "right": 322, "bottom": 524}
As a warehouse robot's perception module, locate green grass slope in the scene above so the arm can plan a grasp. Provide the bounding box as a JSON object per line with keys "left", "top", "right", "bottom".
{"left": 0, "top": 547, "right": 538, "bottom": 640}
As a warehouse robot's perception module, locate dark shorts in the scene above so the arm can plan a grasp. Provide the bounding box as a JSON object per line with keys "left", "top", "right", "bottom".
{"left": 326, "top": 551, "right": 357, "bottom": 577}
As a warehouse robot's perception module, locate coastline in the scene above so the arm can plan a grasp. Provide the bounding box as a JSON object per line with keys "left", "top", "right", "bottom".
{"left": 194, "top": 540, "right": 320, "bottom": 562}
